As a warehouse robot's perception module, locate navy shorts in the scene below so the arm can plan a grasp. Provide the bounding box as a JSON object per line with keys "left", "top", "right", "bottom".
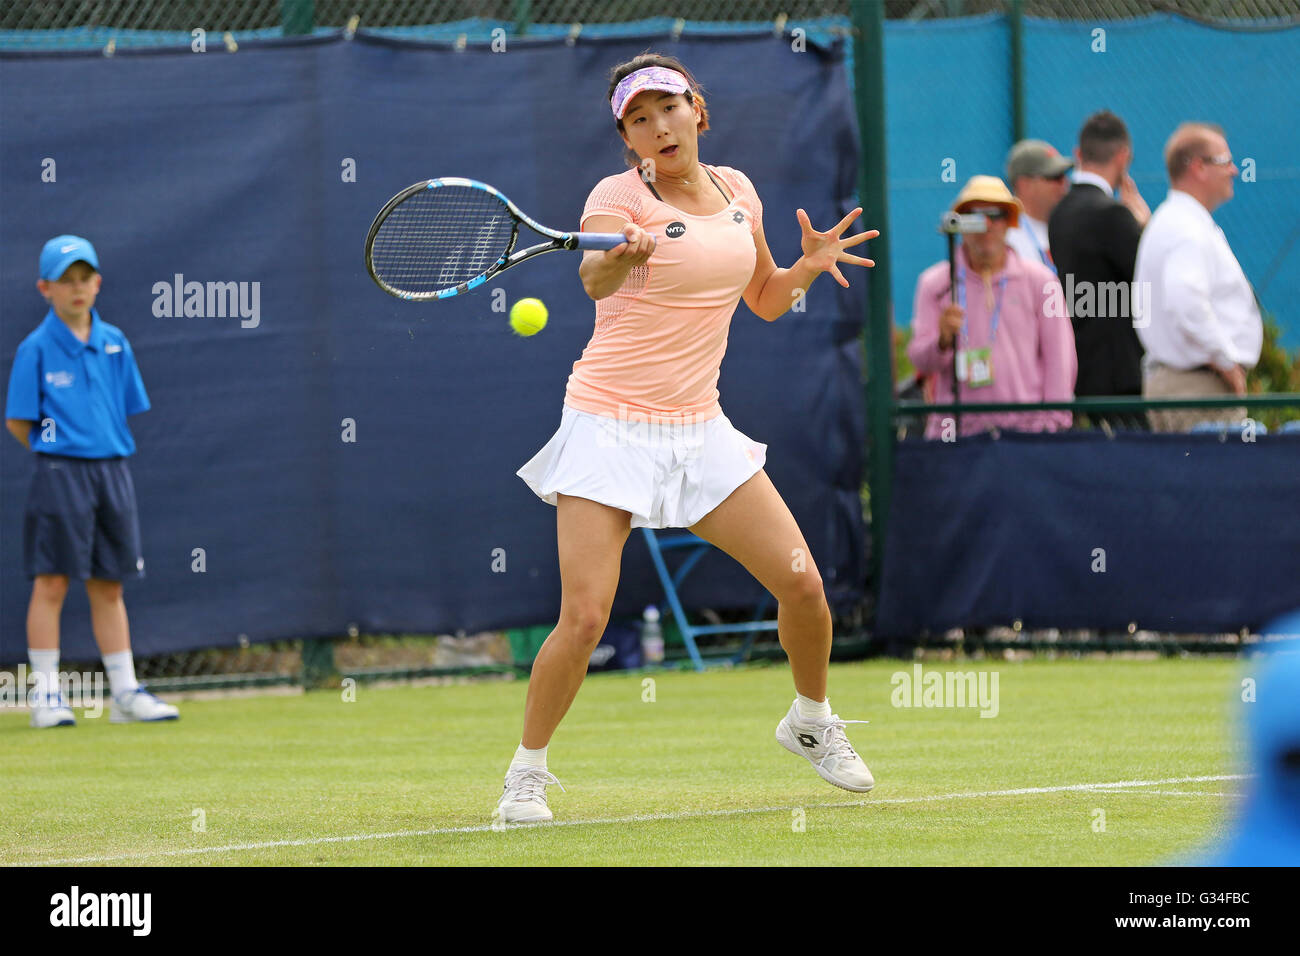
{"left": 24, "top": 454, "right": 144, "bottom": 581}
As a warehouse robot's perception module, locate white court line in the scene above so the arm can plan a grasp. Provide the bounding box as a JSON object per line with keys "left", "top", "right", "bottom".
{"left": 1080, "top": 788, "right": 1243, "bottom": 797}
{"left": 11, "top": 773, "right": 1250, "bottom": 867}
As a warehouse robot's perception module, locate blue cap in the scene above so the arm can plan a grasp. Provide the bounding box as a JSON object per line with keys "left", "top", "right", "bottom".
{"left": 39, "top": 235, "right": 99, "bottom": 280}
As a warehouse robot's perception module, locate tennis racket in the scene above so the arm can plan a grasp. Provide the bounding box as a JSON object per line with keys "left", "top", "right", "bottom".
{"left": 364, "top": 178, "right": 637, "bottom": 301}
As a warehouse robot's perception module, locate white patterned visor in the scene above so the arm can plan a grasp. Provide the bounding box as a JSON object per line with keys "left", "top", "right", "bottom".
{"left": 611, "top": 66, "right": 690, "bottom": 121}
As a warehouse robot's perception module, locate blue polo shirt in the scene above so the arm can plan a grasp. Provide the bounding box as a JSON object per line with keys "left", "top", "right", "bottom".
{"left": 5, "top": 309, "right": 150, "bottom": 458}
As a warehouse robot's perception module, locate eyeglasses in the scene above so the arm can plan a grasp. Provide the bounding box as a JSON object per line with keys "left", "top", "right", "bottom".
{"left": 1198, "top": 153, "right": 1234, "bottom": 167}
{"left": 966, "top": 207, "right": 1010, "bottom": 221}
{"left": 1041, "top": 173, "right": 1068, "bottom": 182}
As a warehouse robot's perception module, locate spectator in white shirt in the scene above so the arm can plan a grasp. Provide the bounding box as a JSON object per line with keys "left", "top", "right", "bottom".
{"left": 1134, "top": 122, "right": 1262, "bottom": 432}
{"left": 1004, "top": 140, "right": 1072, "bottom": 272}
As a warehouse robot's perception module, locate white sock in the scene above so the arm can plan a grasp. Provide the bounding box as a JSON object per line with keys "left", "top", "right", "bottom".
{"left": 510, "top": 744, "right": 547, "bottom": 770}
{"left": 102, "top": 650, "right": 139, "bottom": 699}
{"left": 28, "top": 648, "right": 60, "bottom": 702}
{"left": 795, "top": 693, "right": 832, "bottom": 722}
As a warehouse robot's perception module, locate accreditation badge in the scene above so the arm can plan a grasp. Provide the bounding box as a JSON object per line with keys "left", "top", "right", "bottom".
{"left": 967, "top": 347, "right": 994, "bottom": 388}
{"left": 955, "top": 348, "right": 969, "bottom": 383}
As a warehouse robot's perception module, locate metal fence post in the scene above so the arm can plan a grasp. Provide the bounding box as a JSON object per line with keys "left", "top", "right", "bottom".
{"left": 853, "top": 0, "right": 895, "bottom": 619}
{"left": 1010, "top": 0, "right": 1025, "bottom": 143}
{"left": 300, "top": 637, "right": 338, "bottom": 689}
{"left": 515, "top": 0, "right": 532, "bottom": 36}
{"left": 281, "top": 0, "right": 314, "bottom": 36}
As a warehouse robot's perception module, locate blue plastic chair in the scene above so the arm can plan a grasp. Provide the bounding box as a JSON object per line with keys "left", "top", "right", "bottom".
{"left": 640, "top": 528, "right": 778, "bottom": 671}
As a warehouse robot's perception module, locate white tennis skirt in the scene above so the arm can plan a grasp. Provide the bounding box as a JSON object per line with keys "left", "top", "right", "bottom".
{"left": 516, "top": 404, "right": 768, "bottom": 529}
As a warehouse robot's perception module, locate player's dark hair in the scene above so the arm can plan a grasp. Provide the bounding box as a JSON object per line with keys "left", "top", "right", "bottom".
{"left": 607, "top": 53, "right": 710, "bottom": 168}
{"left": 1077, "top": 110, "right": 1131, "bottom": 165}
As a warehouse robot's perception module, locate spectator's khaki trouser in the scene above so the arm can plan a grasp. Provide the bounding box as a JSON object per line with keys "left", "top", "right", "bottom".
{"left": 1143, "top": 365, "right": 1246, "bottom": 433}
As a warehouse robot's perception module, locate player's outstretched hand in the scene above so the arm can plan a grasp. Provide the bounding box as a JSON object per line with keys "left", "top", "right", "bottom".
{"left": 797, "top": 207, "right": 879, "bottom": 288}
{"left": 606, "top": 224, "right": 656, "bottom": 266}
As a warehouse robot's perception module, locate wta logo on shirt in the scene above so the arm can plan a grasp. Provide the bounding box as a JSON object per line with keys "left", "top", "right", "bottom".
{"left": 665, "top": 222, "right": 686, "bottom": 239}
{"left": 45, "top": 370, "right": 74, "bottom": 388}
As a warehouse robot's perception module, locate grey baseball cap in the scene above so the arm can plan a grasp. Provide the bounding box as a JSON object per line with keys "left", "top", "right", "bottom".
{"left": 1006, "top": 140, "right": 1074, "bottom": 183}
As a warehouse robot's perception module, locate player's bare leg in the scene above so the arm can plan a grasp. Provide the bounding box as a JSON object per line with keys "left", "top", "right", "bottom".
{"left": 688, "top": 469, "right": 830, "bottom": 699}
{"left": 689, "top": 469, "right": 873, "bottom": 791}
{"left": 496, "top": 493, "right": 631, "bottom": 823}
{"left": 521, "top": 493, "right": 632, "bottom": 749}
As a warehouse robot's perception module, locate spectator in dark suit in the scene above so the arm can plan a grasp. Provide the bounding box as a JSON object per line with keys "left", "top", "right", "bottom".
{"left": 1048, "top": 111, "right": 1152, "bottom": 426}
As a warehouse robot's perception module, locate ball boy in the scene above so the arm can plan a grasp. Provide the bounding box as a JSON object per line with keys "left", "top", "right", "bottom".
{"left": 5, "top": 235, "right": 178, "bottom": 727}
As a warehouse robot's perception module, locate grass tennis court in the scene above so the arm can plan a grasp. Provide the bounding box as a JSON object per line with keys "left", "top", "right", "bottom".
{"left": 1, "top": 658, "right": 1244, "bottom": 866}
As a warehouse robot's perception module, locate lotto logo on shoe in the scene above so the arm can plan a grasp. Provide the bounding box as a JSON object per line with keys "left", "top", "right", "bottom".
{"left": 797, "top": 732, "right": 819, "bottom": 749}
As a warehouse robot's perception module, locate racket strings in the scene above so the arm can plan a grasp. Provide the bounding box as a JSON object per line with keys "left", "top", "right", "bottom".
{"left": 370, "top": 186, "right": 515, "bottom": 293}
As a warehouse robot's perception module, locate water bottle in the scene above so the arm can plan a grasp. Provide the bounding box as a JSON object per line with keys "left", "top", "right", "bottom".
{"left": 641, "top": 605, "right": 664, "bottom": 664}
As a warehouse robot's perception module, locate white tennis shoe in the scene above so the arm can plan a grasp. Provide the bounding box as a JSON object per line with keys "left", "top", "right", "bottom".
{"left": 110, "top": 687, "right": 180, "bottom": 723}
{"left": 29, "top": 691, "right": 76, "bottom": 729}
{"left": 776, "top": 701, "right": 874, "bottom": 792}
{"left": 494, "top": 766, "right": 565, "bottom": 825}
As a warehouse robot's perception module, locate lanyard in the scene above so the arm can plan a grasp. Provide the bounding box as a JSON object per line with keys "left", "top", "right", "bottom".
{"left": 1022, "top": 225, "right": 1056, "bottom": 274}
{"left": 957, "top": 266, "right": 1008, "bottom": 347}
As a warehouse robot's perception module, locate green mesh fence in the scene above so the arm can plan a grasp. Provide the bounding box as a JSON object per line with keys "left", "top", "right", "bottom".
{"left": 3, "top": 1, "right": 1297, "bottom": 50}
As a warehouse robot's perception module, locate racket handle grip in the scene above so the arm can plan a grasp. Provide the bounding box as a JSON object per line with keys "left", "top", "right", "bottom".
{"left": 573, "top": 232, "right": 644, "bottom": 251}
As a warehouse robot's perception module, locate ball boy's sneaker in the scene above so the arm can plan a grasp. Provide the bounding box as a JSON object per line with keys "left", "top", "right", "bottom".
{"left": 110, "top": 687, "right": 180, "bottom": 723}
{"left": 30, "top": 691, "right": 76, "bottom": 728}
{"left": 775, "top": 700, "right": 874, "bottom": 792}
{"left": 493, "top": 767, "right": 565, "bottom": 825}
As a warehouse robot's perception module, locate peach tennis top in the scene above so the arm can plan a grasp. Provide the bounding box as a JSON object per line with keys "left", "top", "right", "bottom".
{"left": 564, "top": 164, "right": 763, "bottom": 423}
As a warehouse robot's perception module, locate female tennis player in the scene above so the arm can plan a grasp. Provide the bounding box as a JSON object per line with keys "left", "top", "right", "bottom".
{"left": 503, "top": 53, "right": 880, "bottom": 824}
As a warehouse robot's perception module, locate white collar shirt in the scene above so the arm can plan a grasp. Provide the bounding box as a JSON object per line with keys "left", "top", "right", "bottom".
{"left": 1006, "top": 214, "right": 1051, "bottom": 270}
{"left": 1070, "top": 170, "right": 1114, "bottom": 195}
{"left": 1133, "top": 189, "right": 1262, "bottom": 371}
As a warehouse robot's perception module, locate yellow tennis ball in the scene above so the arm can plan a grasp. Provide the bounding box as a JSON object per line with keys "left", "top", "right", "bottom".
{"left": 509, "top": 298, "right": 548, "bottom": 336}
